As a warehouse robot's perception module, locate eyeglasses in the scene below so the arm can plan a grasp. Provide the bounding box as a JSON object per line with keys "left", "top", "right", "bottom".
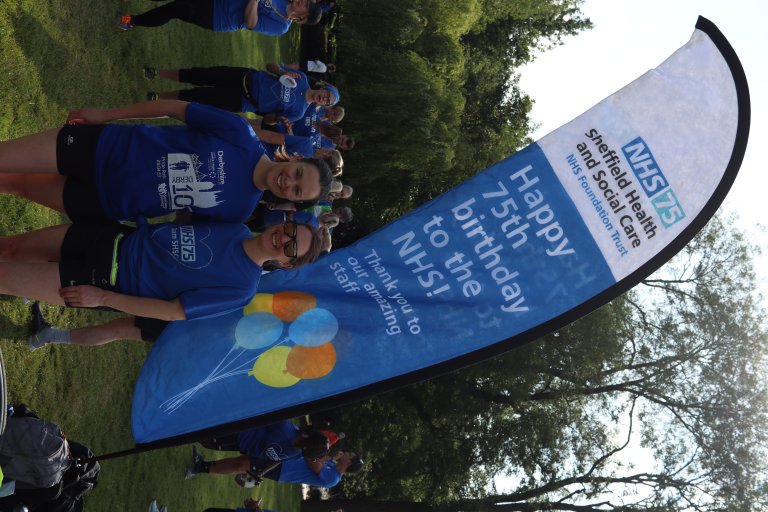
{"left": 282, "top": 221, "right": 299, "bottom": 260}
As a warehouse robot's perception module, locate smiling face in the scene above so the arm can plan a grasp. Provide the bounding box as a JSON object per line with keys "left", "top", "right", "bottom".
{"left": 259, "top": 222, "right": 314, "bottom": 267}
{"left": 286, "top": 0, "right": 310, "bottom": 22}
{"left": 307, "top": 88, "right": 337, "bottom": 107}
{"left": 267, "top": 161, "right": 321, "bottom": 202}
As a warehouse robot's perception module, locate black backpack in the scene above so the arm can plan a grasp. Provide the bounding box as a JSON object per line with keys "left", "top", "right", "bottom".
{"left": 0, "top": 406, "right": 100, "bottom": 512}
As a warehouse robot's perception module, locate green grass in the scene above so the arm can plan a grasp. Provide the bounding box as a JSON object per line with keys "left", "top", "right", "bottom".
{"left": 0, "top": 1, "right": 301, "bottom": 510}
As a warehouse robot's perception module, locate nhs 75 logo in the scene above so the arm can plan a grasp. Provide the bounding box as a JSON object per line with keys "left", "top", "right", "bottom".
{"left": 621, "top": 137, "right": 685, "bottom": 228}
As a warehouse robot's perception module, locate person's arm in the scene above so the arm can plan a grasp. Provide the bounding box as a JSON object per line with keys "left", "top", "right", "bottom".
{"left": 261, "top": 113, "right": 279, "bottom": 126}
{"left": 58, "top": 286, "right": 186, "bottom": 321}
{"left": 253, "top": 128, "right": 286, "bottom": 145}
{"left": 67, "top": 100, "right": 189, "bottom": 125}
{"left": 244, "top": 0, "right": 260, "bottom": 29}
{"left": 265, "top": 62, "right": 303, "bottom": 80}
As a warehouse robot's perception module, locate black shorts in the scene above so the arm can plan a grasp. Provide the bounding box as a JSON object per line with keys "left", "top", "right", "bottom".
{"left": 200, "top": 434, "right": 240, "bottom": 452}
{"left": 56, "top": 125, "right": 112, "bottom": 221}
{"left": 133, "top": 316, "right": 170, "bottom": 343}
{"left": 59, "top": 222, "right": 134, "bottom": 290}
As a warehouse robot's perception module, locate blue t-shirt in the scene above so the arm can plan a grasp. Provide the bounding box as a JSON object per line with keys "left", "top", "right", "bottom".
{"left": 262, "top": 135, "right": 314, "bottom": 160}
{"left": 303, "top": 200, "right": 332, "bottom": 218}
{"left": 118, "top": 222, "right": 262, "bottom": 320}
{"left": 283, "top": 107, "right": 334, "bottom": 149}
{"left": 245, "top": 70, "right": 311, "bottom": 120}
{"left": 237, "top": 421, "right": 301, "bottom": 462}
{"left": 277, "top": 458, "right": 341, "bottom": 487}
{"left": 213, "top": 0, "right": 291, "bottom": 34}
{"left": 95, "top": 103, "right": 266, "bottom": 223}
{"left": 293, "top": 210, "right": 320, "bottom": 229}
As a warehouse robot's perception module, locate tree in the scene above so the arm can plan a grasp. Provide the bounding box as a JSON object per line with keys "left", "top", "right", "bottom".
{"left": 330, "top": 214, "right": 768, "bottom": 511}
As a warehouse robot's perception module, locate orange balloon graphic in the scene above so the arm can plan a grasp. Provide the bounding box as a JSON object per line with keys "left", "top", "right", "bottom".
{"left": 243, "top": 293, "right": 274, "bottom": 316}
{"left": 286, "top": 343, "right": 337, "bottom": 379}
{"left": 272, "top": 291, "right": 317, "bottom": 322}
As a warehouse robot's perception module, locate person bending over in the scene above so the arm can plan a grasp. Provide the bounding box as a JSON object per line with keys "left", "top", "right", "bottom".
{"left": 23, "top": 220, "right": 320, "bottom": 349}
{"left": 120, "top": 0, "right": 322, "bottom": 35}
{"left": 185, "top": 421, "right": 329, "bottom": 479}
{"left": 239, "top": 451, "right": 363, "bottom": 488}
{"left": 0, "top": 100, "right": 332, "bottom": 225}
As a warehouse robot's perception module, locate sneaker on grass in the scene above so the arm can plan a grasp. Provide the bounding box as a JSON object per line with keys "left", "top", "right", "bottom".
{"left": 118, "top": 14, "right": 133, "bottom": 30}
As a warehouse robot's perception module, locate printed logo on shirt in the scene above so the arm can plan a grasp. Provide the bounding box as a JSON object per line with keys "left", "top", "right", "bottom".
{"left": 67, "top": 135, "right": 75, "bottom": 146}
{"left": 159, "top": 153, "right": 223, "bottom": 211}
{"left": 263, "top": 443, "right": 285, "bottom": 461}
{"left": 153, "top": 224, "right": 215, "bottom": 270}
{"left": 270, "top": 81, "right": 298, "bottom": 110}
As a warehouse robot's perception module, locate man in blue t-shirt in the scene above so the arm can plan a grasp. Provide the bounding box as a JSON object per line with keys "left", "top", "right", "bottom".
{"left": 120, "top": 0, "right": 322, "bottom": 34}
{"left": 184, "top": 422, "right": 330, "bottom": 479}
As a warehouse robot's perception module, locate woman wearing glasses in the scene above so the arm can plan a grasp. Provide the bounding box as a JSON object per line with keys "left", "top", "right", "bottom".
{"left": 2, "top": 220, "right": 319, "bottom": 349}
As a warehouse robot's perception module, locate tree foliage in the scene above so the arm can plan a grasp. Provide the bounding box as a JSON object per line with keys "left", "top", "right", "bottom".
{"left": 331, "top": 0, "right": 592, "bottom": 245}
{"left": 327, "top": 215, "right": 768, "bottom": 511}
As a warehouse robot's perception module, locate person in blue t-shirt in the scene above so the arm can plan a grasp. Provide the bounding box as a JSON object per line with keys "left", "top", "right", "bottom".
{"left": 185, "top": 422, "right": 330, "bottom": 479}
{"left": 19, "top": 220, "right": 321, "bottom": 349}
{"left": 259, "top": 133, "right": 316, "bottom": 161}
{"left": 256, "top": 451, "right": 364, "bottom": 488}
{"left": 119, "top": 0, "right": 321, "bottom": 34}
{"left": 148, "top": 64, "right": 339, "bottom": 122}
{"left": 0, "top": 100, "right": 333, "bottom": 225}
{"left": 274, "top": 109, "right": 344, "bottom": 157}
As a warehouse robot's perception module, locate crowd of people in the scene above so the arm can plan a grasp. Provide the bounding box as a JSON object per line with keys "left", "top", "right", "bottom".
{"left": 0, "top": 0, "right": 364, "bottom": 509}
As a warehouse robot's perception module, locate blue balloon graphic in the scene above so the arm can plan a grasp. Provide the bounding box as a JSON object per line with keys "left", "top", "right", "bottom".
{"left": 289, "top": 308, "right": 339, "bottom": 347}
{"left": 235, "top": 312, "right": 284, "bottom": 350}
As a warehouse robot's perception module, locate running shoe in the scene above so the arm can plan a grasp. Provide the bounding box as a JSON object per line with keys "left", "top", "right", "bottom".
{"left": 143, "top": 67, "right": 157, "bottom": 80}
{"left": 118, "top": 14, "right": 133, "bottom": 31}
{"left": 146, "top": 91, "right": 159, "bottom": 101}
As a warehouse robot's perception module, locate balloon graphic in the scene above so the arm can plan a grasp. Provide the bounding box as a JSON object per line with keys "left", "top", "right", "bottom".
{"left": 243, "top": 293, "right": 274, "bottom": 316}
{"left": 161, "top": 291, "right": 342, "bottom": 414}
{"left": 286, "top": 343, "right": 337, "bottom": 379}
{"left": 235, "top": 312, "right": 284, "bottom": 350}
{"left": 289, "top": 308, "right": 338, "bottom": 347}
{"left": 248, "top": 346, "right": 300, "bottom": 388}
{"left": 272, "top": 291, "right": 317, "bottom": 322}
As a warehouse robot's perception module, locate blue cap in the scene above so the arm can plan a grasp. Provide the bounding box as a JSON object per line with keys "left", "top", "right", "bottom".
{"left": 323, "top": 84, "right": 340, "bottom": 106}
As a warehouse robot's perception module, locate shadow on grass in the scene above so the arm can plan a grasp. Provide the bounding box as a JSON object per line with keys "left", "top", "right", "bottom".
{"left": 8, "top": 9, "right": 137, "bottom": 108}
{"left": 0, "top": 298, "right": 32, "bottom": 340}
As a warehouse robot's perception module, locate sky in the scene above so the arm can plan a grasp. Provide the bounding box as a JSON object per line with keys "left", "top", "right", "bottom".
{"left": 493, "top": 0, "right": 766, "bottom": 493}
{"left": 518, "top": 0, "right": 767, "bottom": 283}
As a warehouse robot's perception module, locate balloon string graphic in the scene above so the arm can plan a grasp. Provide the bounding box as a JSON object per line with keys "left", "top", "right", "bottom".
{"left": 160, "top": 337, "right": 293, "bottom": 414}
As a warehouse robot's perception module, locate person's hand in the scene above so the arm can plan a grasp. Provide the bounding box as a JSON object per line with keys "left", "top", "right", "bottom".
{"left": 59, "top": 285, "right": 110, "bottom": 308}
{"left": 280, "top": 117, "right": 294, "bottom": 134}
{"left": 66, "top": 108, "right": 105, "bottom": 125}
{"left": 282, "top": 71, "right": 303, "bottom": 80}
